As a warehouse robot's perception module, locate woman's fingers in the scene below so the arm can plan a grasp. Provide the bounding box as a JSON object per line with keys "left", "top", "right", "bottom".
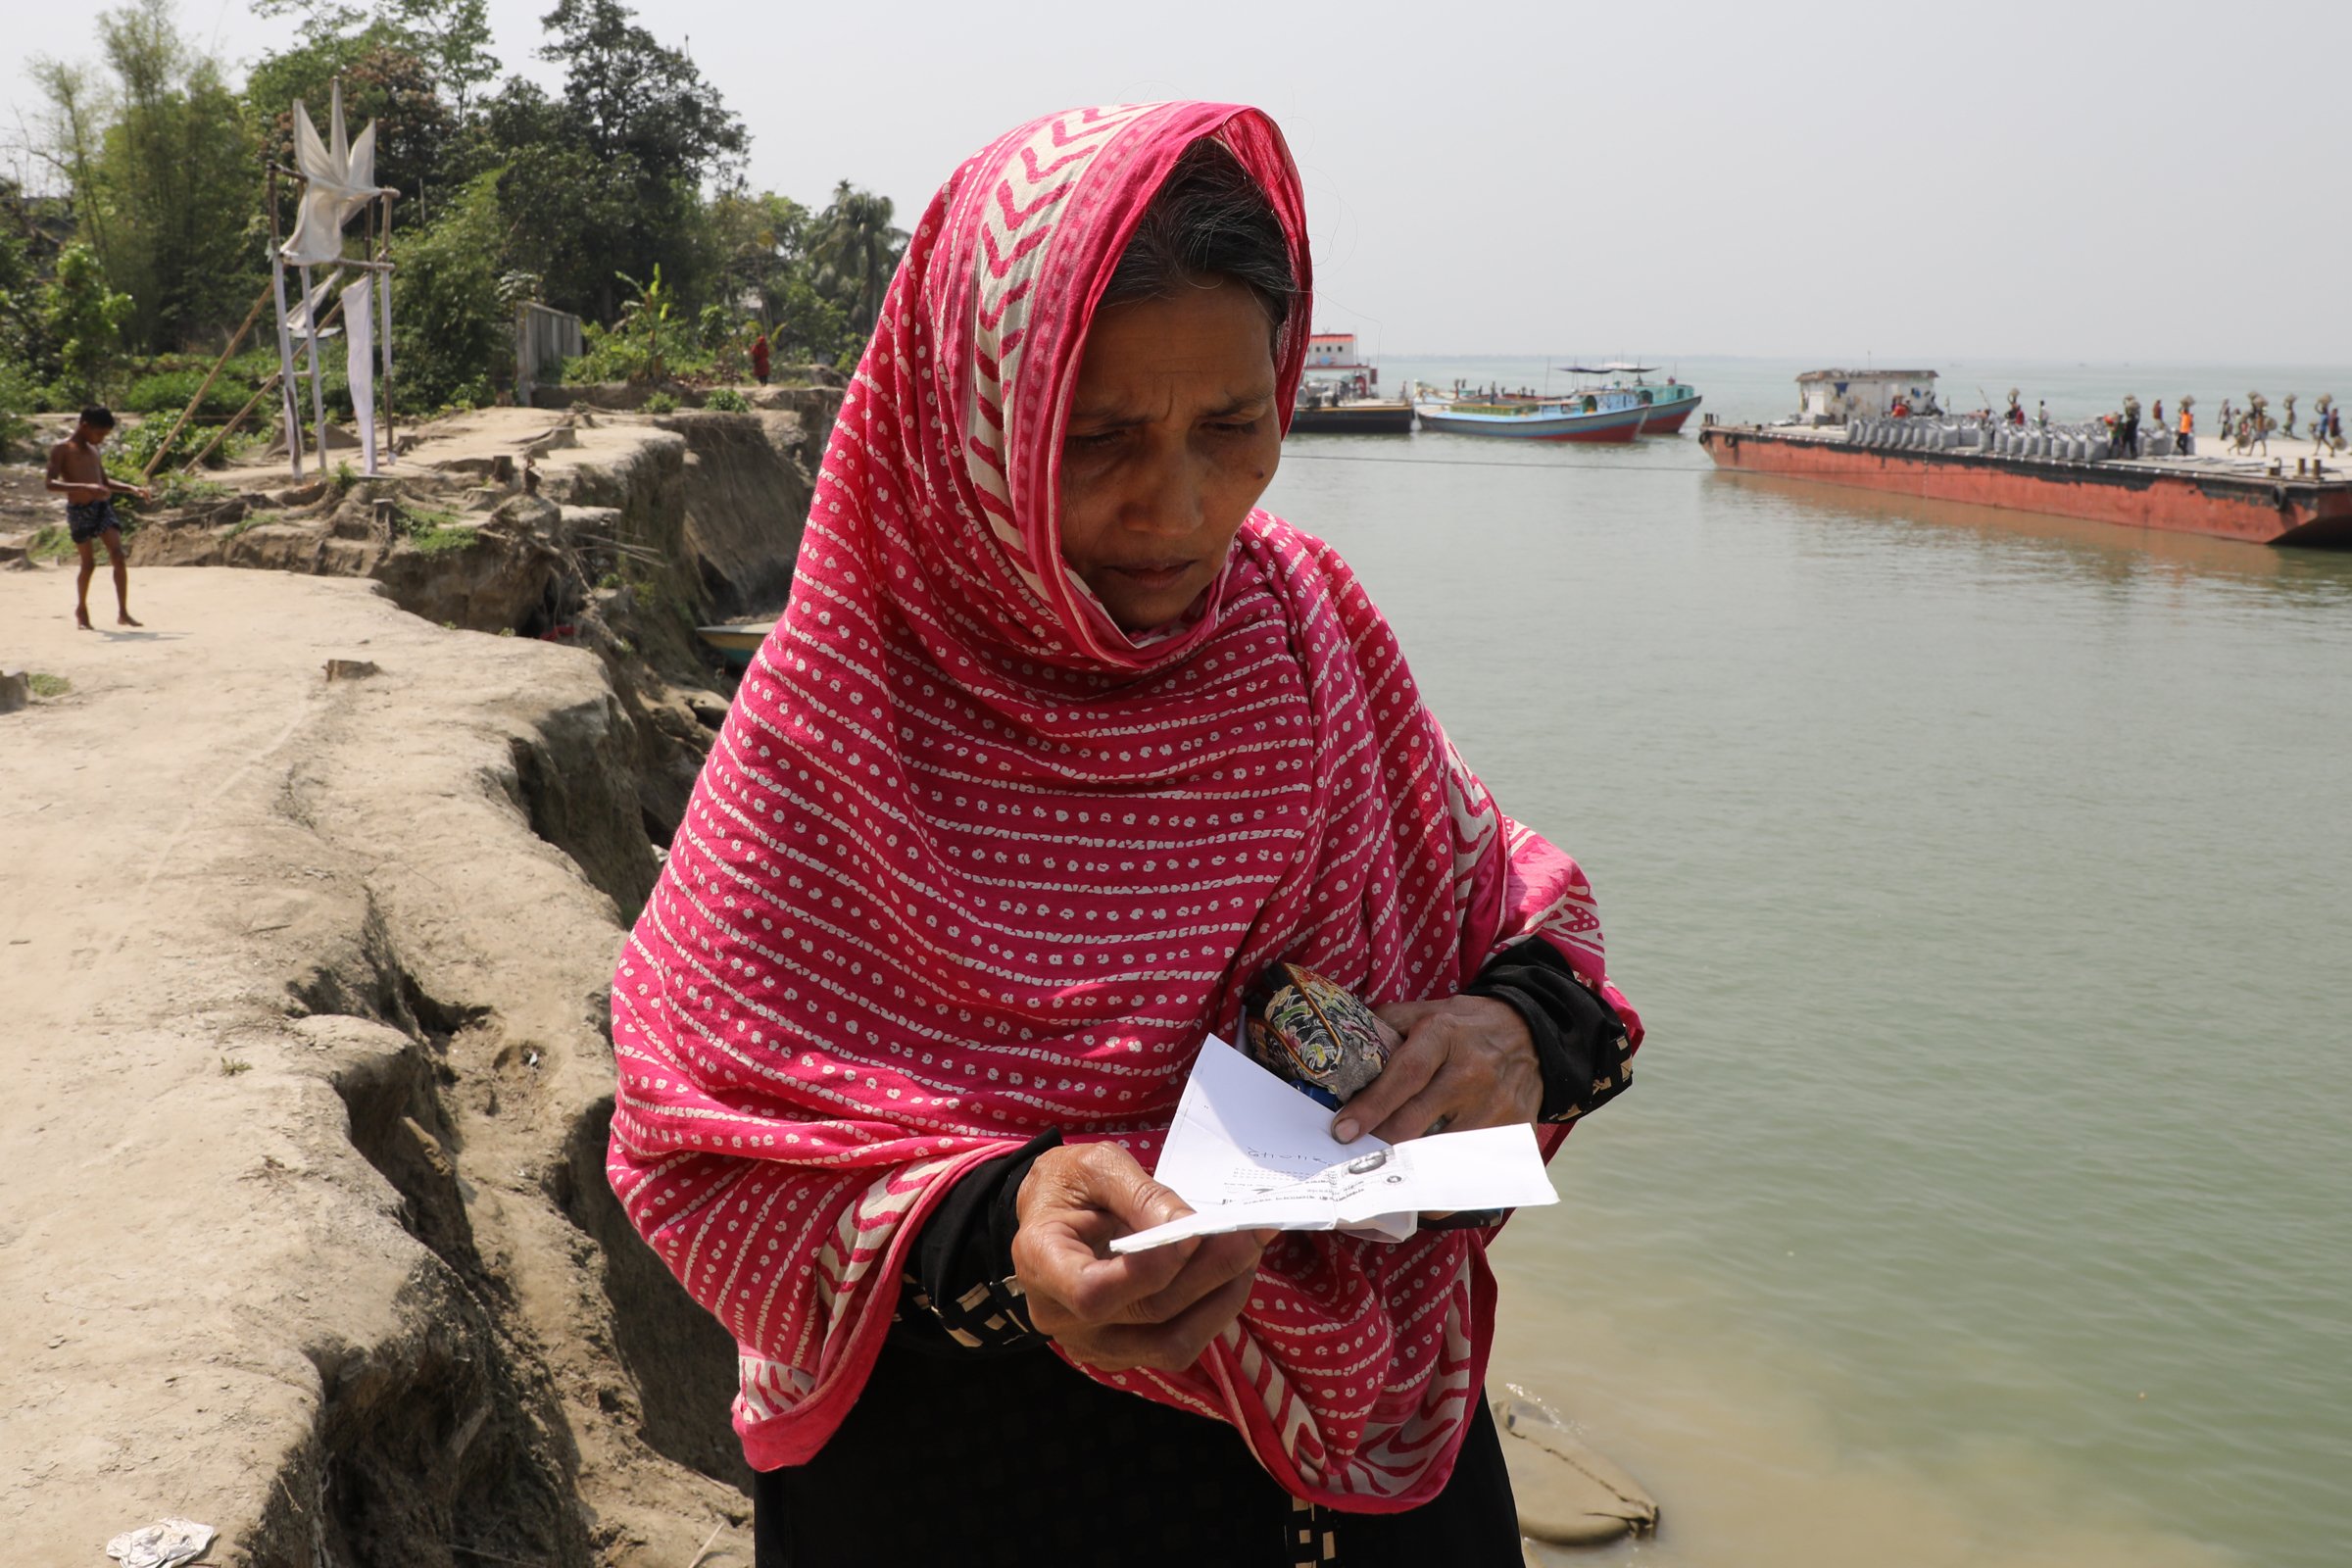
{"left": 1061, "top": 1263, "right": 1260, "bottom": 1373}
{"left": 1016, "top": 1218, "right": 1190, "bottom": 1331}
{"left": 1123, "top": 1230, "right": 1265, "bottom": 1324}
{"left": 1332, "top": 1016, "right": 1446, "bottom": 1143}
{"left": 1337, "top": 996, "right": 1542, "bottom": 1144}
{"left": 1027, "top": 1225, "right": 1264, "bottom": 1338}
{"left": 1013, "top": 1144, "right": 1269, "bottom": 1344}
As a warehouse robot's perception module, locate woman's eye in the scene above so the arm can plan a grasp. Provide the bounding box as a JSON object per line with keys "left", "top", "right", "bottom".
{"left": 1068, "top": 430, "right": 1123, "bottom": 451}
{"left": 1207, "top": 419, "right": 1259, "bottom": 437}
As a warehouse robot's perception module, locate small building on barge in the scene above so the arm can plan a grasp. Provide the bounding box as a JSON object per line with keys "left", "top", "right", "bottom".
{"left": 1797, "top": 368, "right": 1940, "bottom": 424}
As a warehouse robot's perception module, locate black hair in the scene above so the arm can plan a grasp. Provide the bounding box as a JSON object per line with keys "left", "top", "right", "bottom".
{"left": 1102, "top": 138, "right": 1297, "bottom": 338}
{"left": 80, "top": 405, "right": 116, "bottom": 429}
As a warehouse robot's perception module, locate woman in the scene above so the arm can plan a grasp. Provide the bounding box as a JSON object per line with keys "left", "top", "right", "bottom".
{"left": 609, "top": 102, "right": 1641, "bottom": 1566}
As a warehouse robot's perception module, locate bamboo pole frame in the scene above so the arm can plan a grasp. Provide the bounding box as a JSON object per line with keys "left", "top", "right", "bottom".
{"left": 300, "top": 262, "right": 326, "bottom": 459}
{"left": 377, "top": 191, "right": 396, "bottom": 464}
{"left": 141, "top": 281, "right": 273, "bottom": 482}
{"left": 267, "top": 165, "right": 305, "bottom": 479}
{"left": 166, "top": 292, "right": 350, "bottom": 481}
{"left": 175, "top": 372, "right": 280, "bottom": 473}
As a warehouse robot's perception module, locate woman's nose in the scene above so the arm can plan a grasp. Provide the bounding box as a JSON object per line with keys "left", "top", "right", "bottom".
{"left": 1121, "top": 449, "right": 1203, "bottom": 538}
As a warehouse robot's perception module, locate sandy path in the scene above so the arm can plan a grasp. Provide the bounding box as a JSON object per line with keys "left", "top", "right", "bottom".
{"left": 0, "top": 565, "right": 748, "bottom": 1565}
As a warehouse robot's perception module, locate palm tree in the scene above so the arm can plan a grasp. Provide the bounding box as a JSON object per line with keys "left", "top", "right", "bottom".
{"left": 808, "top": 181, "right": 905, "bottom": 338}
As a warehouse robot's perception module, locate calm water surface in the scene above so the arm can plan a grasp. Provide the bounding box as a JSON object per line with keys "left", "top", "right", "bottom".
{"left": 1262, "top": 357, "right": 2352, "bottom": 1566}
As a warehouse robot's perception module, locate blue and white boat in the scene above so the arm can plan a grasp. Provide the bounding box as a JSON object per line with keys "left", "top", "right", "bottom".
{"left": 1411, "top": 383, "right": 1651, "bottom": 442}
{"left": 1559, "top": 364, "right": 1703, "bottom": 434}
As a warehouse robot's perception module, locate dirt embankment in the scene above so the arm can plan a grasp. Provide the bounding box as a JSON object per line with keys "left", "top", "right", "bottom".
{"left": 0, "top": 566, "right": 764, "bottom": 1565}
{"left": 118, "top": 394, "right": 839, "bottom": 842}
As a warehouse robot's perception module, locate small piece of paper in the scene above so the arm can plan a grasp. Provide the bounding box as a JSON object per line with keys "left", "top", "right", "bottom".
{"left": 1109, "top": 1035, "right": 1558, "bottom": 1253}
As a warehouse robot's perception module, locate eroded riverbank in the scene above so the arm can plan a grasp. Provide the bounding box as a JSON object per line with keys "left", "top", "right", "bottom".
{"left": 0, "top": 567, "right": 756, "bottom": 1564}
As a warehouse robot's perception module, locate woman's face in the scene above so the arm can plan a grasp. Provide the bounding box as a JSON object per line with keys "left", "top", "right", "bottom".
{"left": 1057, "top": 277, "right": 1282, "bottom": 632}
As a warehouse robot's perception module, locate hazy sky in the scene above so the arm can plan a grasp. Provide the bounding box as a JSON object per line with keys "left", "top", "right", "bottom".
{"left": 6, "top": 0, "right": 2347, "bottom": 363}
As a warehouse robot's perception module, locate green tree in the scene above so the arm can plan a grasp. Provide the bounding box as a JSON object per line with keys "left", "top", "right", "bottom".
{"left": 33, "top": 0, "right": 261, "bottom": 354}
{"left": 808, "top": 182, "right": 905, "bottom": 338}
{"left": 0, "top": 190, "right": 36, "bottom": 362}
{"left": 382, "top": 0, "right": 499, "bottom": 118}
{"left": 536, "top": 0, "right": 745, "bottom": 179}
{"left": 496, "top": 0, "right": 745, "bottom": 320}
{"left": 24, "top": 59, "right": 118, "bottom": 278}
{"left": 765, "top": 274, "right": 850, "bottom": 368}
{"left": 43, "top": 242, "right": 134, "bottom": 400}
{"left": 491, "top": 135, "right": 638, "bottom": 318}
{"left": 609, "top": 263, "right": 675, "bottom": 381}
{"left": 707, "top": 186, "right": 808, "bottom": 323}
{"left": 391, "top": 172, "right": 507, "bottom": 406}
{"left": 246, "top": 26, "right": 457, "bottom": 215}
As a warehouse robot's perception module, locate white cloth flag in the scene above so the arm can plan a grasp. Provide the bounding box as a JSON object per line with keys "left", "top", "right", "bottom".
{"left": 282, "top": 270, "right": 342, "bottom": 337}
{"left": 282, "top": 81, "right": 383, "bottom": 267}
{"left": 343, "top": 279, "right": 376, "bottom": 473}
{"left": 1108, "top": 1036, "right": 1560, "bottom": 1253}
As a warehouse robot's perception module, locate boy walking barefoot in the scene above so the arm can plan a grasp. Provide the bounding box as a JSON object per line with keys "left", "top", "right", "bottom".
{"left": 46, "top": 406, "right": 150, "bottom": 628}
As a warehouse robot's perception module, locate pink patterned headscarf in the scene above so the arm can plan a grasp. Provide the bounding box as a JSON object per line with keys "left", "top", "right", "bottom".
{"left": 607, "top": 102, "right": 1638, "bottom": 1510}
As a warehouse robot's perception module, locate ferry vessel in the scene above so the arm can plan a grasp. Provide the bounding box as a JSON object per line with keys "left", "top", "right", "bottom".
{"left": 1698, "top": 369, "right": 2352, "bottom": 547}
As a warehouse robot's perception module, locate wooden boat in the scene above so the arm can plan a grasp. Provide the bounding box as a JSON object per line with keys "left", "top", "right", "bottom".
{"left": 1560, "top": 364, "right": 1704, "bottom": 435}
{"left": 1412, "top": 385, "right": 1649, "bottom": 443}
{"left": 696, "top": 621, "right": 773, "bottom": 672}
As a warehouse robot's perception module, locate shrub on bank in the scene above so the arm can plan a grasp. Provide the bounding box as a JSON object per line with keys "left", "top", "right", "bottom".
{"left": 122, "top": 365, "right": 257, "bottom": 419}
{"left": 0, "top": 361, "right": 35, "bottom": 456}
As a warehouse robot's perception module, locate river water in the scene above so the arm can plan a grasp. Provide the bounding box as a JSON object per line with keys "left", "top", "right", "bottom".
{"left": 1261, "top": 357, "right": 2352, "bottom": 1566}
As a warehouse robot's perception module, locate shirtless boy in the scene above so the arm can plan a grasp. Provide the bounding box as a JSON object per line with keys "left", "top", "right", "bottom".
{"left": 46, "top": 406, "right": 150, "bottom": 628}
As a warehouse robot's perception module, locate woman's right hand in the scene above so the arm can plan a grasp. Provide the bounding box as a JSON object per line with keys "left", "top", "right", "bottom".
{"left": 1011, "top": 1142, "right": 1269, "bottom": 1373}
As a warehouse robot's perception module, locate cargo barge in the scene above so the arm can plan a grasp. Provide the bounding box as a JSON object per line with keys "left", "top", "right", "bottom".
{"left": 1289, "top": 330, "right": 1415, "bottom": 434}
{"left": 1699, "top": 370, "right": 2352, "bottom": 547}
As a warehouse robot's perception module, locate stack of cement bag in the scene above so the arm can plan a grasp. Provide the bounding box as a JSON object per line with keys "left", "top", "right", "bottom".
{"left": 1844, "top": 415, "right": 2178, "bottom": 463}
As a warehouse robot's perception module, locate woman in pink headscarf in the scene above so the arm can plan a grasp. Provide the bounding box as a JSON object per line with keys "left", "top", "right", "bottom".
{"left": 608, "top": 102, "right": 1641, "bottom": 1566}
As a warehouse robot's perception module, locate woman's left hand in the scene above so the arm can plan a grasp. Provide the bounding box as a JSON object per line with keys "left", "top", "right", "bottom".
{"left": 1331, "top": 996, "right": 1540, "bottom": 1145}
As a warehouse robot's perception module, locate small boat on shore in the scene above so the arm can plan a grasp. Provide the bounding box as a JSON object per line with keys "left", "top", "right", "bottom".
{"left": 1412, "top": 383, "right": 1650, "bottom": 443}
{"left": 1561, "top": 364, "right": 1704, "bottom": 435}
{"left": 696, "top": 621, "right": 773, "bottom": 672}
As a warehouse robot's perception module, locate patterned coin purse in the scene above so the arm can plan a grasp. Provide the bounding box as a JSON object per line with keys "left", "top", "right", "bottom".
{"left": 1238, "top": 961, "right": 1394, "bottom": 1109}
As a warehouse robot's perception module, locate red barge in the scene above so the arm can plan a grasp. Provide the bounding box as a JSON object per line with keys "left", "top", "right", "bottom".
{"left": 1699, "top": 370, "right": 2352, "bottom": 548}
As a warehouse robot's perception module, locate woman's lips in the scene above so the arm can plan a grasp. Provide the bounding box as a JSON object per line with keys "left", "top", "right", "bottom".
{"left": 1105, "top": 562, "right": 1193, "bottom": 590}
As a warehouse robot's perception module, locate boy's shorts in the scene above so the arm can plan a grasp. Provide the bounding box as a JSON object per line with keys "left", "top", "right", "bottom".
{"left": 67, "top": 499, "right": 121, "bottom": 544}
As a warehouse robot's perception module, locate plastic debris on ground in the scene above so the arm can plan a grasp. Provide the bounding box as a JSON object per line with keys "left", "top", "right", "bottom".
{"left": 105, "top": 1519, "right": 218, "bottom": 1568}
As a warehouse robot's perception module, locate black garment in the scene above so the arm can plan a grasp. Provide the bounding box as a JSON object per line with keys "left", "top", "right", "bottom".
{"left": 754, "top": 951, "right": 1628, "bottom": 1563}
{"left": 752, "top": 1345, "right": 1522, "bottom": 1568}
{"left": 1459, "top": 938, "right": 1634, "bottom": 1129}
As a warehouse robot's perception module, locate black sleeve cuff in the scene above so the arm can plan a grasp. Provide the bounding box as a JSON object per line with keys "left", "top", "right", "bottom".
{"left": 897, "top": 1130, "right": 1060, "bottom": 1354}
{"left": 1464, "top": 940, "right": 1635, "bottom": 1126}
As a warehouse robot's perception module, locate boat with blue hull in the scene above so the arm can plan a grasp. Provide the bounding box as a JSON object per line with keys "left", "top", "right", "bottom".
{"left": 1412, "top": 383, "right": 1651, "bottom": 442}
{"left": 1560, "top": 364, "right": 1704, "bottom": 434}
